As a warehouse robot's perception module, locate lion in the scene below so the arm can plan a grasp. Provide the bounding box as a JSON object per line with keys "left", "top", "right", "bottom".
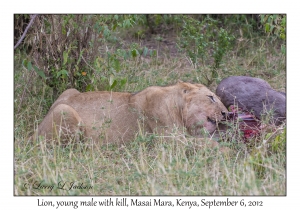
{"left": 34, "top": 81, "right": 228, "bottom": 149}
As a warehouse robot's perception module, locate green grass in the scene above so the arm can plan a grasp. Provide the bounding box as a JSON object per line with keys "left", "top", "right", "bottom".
{"left": 14, "top": 30, "right": 286, "bottom": 195}
{"left": 14, "top": 133, "right": 286, "bottom": 195}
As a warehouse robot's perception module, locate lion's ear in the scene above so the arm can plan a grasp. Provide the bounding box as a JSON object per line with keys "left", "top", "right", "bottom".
{"left": 194, "top": 83, "right": 205, "bottom": 89}
{"left": 182, "top": 86, "right": 191, "bottom": 94}
{"left": 177, "top": 81, "right": 192, "bottom": 93}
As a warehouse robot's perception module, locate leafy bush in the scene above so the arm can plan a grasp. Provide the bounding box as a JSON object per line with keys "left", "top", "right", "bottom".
{"left": 15, "top": 15, "right": 165, "bottom": 97}
{"left": 178, "top": 15, "right": 235, "bottom": 85}
{"left": 260, "top": 14, "right": 286, "bottom": 40}
{"left": 15, "top": 16, "right": 114, "bottom": 94}
{"left": 259, "top": 14, "right": 286, "bottom": 54}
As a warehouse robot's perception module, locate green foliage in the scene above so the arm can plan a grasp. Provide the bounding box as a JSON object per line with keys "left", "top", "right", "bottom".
{"left": 16, "top": 14, "right": 280, "bottom": 93}
{"left": 16, "top": 15, "right": 148, "bottom": 96}
{"left": 218, "top": 15, "right": 261, "bottom": 38}
{"left": 178, "top": 15, "right": 235, "bottom": 84}
{"left": 22, "top": 59, "right": 46, "bottom": 79}
{"left": 212, "top": 28, "right": 234, "bottom": 69}
{"left": 15, "top": 14, "right": 169, "bottom": 95}
{"left": 260, "top": 14, "right": 286, "bottom": 40}
{"left": 271, "top": 128, "right": 286, "bottom": 153}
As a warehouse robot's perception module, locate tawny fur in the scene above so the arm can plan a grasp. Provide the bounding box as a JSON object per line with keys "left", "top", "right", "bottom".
{"left": 35, "top": 81, "right": 228, "bottom": 146}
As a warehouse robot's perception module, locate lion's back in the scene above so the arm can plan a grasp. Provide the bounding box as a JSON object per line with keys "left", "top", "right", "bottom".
{"left": 51, "top": 90, "right": 142, "bottom": 143}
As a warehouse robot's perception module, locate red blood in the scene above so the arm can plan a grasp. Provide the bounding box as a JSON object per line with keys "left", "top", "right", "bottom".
{"left": 223, "top": 105, "right": 261, "bottom": 141}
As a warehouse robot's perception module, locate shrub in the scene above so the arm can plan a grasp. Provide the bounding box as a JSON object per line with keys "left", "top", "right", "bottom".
{"left": 178, "top": 15, "right": 235, "bottom": 85}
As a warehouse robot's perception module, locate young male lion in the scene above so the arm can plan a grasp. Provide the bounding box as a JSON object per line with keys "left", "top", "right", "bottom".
{"left": 34, "top": 81, "right": 228, "bottom": 149}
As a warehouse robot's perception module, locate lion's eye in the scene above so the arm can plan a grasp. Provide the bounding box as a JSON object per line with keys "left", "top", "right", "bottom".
{"left": 207, "top": 95, "right": 216, "bottom": 103}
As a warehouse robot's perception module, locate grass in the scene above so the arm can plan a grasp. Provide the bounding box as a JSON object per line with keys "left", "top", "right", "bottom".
{"left": 14, "top": 133, "right": 286, "bottom": 195}
{"left": 14, "top": 27, "right": 286, "bottom": 196}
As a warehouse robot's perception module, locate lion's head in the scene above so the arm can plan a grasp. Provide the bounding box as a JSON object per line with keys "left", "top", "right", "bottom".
{"left": 133, "top": 81, "right": 228, "bottom": 137}
{"left": 178, "top": 82, "right": 228, "bottom": 136}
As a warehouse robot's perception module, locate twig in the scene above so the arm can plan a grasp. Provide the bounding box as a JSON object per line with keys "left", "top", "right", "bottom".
{"left": 80, "top": 54, "right": 98, "bottom": 72}
{"left": 14, "top": 14, "right": 38, "bottom": 50}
